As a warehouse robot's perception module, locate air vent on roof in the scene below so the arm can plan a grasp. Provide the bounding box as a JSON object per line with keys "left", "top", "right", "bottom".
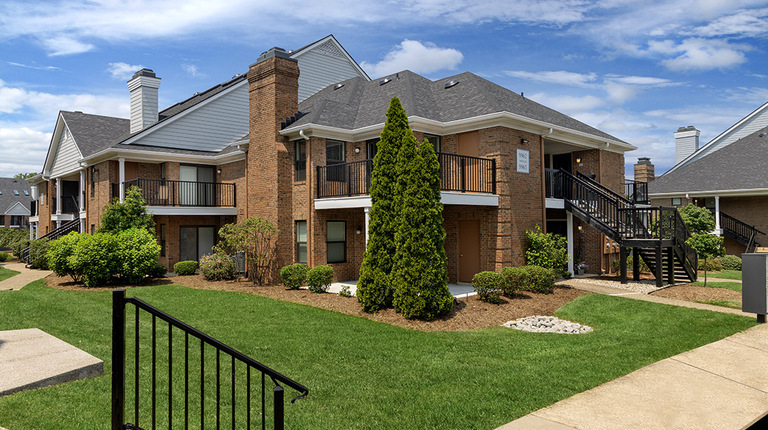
{"left": 13, "top": 190, "right": 19, "bottom": 196}
{"left": 379, "top": 77, "right": 392, "bottom": 86}
{"left": 334, "top": 83, "right": 345, "bottom": 90}
{"left": 760, "top": 131, "right": 767, "bottom": 137}
{"left": 24, "top": 190, "right": 29, "bottom": 196}
{"left": 444, "top": 80, "right": 459, "bottom": 89}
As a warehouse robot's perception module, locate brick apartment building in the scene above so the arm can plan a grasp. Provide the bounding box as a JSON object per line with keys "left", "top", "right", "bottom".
{"left": 29, "top": 37, "right": 637, "bottom": 281}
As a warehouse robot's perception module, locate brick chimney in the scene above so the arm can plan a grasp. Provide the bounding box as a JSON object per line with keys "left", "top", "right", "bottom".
{"left": 674, "top": 125, "right": 699, "bottom": 165}
{"left": 127, "top": 68, "right": 161, "bottom": 134}
{"left": 246, "top": 47, "right": 299, "bottom": 277}
{"left": 634, "top": 157, "right": 655, "bottom": 183}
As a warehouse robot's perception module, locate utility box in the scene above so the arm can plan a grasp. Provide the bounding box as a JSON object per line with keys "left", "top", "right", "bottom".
{"left": 742, "top": 253, "right": 768, "bottom": 323}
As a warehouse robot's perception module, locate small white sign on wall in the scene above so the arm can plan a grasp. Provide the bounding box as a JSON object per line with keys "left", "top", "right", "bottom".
{"left": 517, "top": 149, "right": 530, "bottom": 174}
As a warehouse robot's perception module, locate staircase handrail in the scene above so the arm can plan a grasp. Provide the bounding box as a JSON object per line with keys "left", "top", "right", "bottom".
{"left": 671, "top": 208, "right": 697, "bottom": 281}
{"left": 555, "top": 169, "right": 627, "bottom": 241}
{"left": 575, "top": 171, "right": 634, "bottom": 206}
{"left": 21, "top": 218, "right": 81, "bottom": 263}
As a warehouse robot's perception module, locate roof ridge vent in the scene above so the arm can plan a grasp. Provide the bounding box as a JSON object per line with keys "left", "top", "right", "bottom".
{"left": 444, "top": 80, "right": 459, "bottom": 89}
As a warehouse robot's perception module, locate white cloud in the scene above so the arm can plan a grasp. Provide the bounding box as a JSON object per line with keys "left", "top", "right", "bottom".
{"left": 107, "top": 62, "right": 145, "bottom": 80}
{"left": 0, "top": 79, "right": 128, "bottom": 118}
{"left": 724, "top": 87, "right": 768, "bottom": 106}
{"left": 182, "top": 64, "right": 204, "bottom": 78}
{"left": 360, "top": 40, "right": 463, "bottom": 78}
{"left": 8, "top": 62, "right": 59, "bottom": 71}
{"left": 505, "top": 70, "right": 597, "bottom": 87}
{"left": 39, "top": 35, "right": 94, "bottom": 56}
{"left": 0, "top": 127, "right": 51, "bottom": 177}
{"left": 659, "top": 38, "right": 748, "bottom": 71}
{"left": 604, "top": 75, "right": 674, "bottom": 86}
{"left": 527, "top": 92, "right": 605, "bottom": 115}
{"left": 688, "top": 8, "right": 768, "bottom": 38}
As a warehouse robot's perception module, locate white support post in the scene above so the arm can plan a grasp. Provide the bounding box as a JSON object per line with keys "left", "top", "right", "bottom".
{"left": 55, "top": 178, "right": 62, "bottom": 229}
{"left": 118, "top": 158, "right": 126, "bottom": 203}
{"left": 29, "top": 225, "right": 34, "bottom": 241}
{"left": 79, "top": 169, "right": 85, "bottom": 212}
{"left": 714, "top": 195, "right": 721, "bottom": 235}
{"left": 566, "top": 212, "right": 574, "bottom": 274}
{"left": 364, "top": 206, "right": 370, "bottom": 247}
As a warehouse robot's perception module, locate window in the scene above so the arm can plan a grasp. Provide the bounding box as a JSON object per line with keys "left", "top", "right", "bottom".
{"left": 91, "top": 224, "right": 95, "bottom": 235}
{"left": 326, "top": 221, "right": 346, "bottom": 263}
{"left": 296, "top": 221, "right": 307, "bottom": 263}
{"left": 295, "top": 140, "right": 307, "bottom": 181}
{"left": 367, "top": 138, "right": 379, "bottom": 160}
{"left": 326, "top": 140, "right": 346, "bottom": 182}
{"left": 10, "top": 216, "right": 22, "bottom": 226}
{"left": 90, "top": 166, "right": 96, "bottom": 197}
{"left": 160, "top": 163, "right": 167, "bottom": 181}
{"left": 159, "top": 224, "right": 166, "bottom": 257}
{"left": 180, "top": 226, "right": 215, "bottom": 261}
{"left": 13, "top": 190, "right": 19, "bottom": 196}
{"left": 424, "top": 134, "right": 441, "bottom": 153}
{"left": 23, "top": 190, "right": 29, "bottom": 196}
{"left": 671, "top": 197, "right": 682, "bottom": 206}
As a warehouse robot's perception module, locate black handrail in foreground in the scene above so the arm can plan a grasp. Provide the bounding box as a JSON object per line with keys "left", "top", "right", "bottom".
{"left": 112, "top": 289, "right": 308, "bottom": 430}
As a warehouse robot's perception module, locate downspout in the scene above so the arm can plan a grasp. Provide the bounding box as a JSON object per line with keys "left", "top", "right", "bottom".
{"left": 299, "top": 129, "right": 312, "bottom": 266}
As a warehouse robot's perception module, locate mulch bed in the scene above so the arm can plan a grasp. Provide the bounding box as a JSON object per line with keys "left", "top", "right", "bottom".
{"left": 651, "top": 284, "right": 741, "bottom": 302}
{"left": 44, "top": 274, "right": 589, "bottom": 332}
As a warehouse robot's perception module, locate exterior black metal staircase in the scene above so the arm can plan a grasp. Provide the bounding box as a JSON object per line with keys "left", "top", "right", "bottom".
{"left": 720, "top": 211, "right": 764, "bottom": 252}
{"left": 554, "top": 169, "right": 697, "bottom": 286}
{"left": 21, "top": 218, "right": 81, "bottom": 264}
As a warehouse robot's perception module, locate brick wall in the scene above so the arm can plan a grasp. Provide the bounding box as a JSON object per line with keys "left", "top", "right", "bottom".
{"left": 720, "top": 196, "right": 768, "bottom": 255}
{"left": 218, "top": 159, "right": 246, "bottom": 221}
{"left": 154, "top": 215, "right": 236, "bottom": 270}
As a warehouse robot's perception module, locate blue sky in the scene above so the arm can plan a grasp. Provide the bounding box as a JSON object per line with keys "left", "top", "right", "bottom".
{"left": 1, "top": 0, "right": 767, "bottom": 178}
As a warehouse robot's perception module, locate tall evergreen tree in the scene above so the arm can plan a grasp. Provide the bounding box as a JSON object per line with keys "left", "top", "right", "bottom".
{"left": 392, "top": 138, "right": 452, "bottom": 320}
{"left": 357, "top": 97, "right": 409, "bottom": 312}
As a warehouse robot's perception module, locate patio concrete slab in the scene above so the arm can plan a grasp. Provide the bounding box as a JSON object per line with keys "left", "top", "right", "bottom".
{"left": 498, "top": 323, "right": 768, "bottom": 430}
{"left": 0, "top": 328, "right": 103, "bottom": 397}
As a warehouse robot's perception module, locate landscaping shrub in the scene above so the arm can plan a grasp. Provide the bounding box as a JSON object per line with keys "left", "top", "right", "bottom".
{"left": 99, "top": 186, "right": 155, "bottom": 234}
{"left": 472, "top": 271, "right": 504, "bottom": 304}
{"left": 307, "top": 265, "right": 333, "bottom": 293}
{"left": 500, "top": 266, "right": 526, "bottom": 296}
{"left": 502, "top": 265, "right": 557, "bottom": 295}
{"left": 280, "top": 263, "right": 310, "bottom": 289}
{"left": 214, "top": 217, "right": 278, "bottom": 285}
{"left": 0, "top": 251, "right": 9, "bottom": 262}
{"left": 174, "top": 260, "right": 198, "bottom": 276}
{"left": 115, "top": 228, "right": 161, "bottom": 284}
{"left": 148, "top": 263, "right": 168, "bottom": 278}
{"left": 71, "top": 233, "right": 119, "bottom": 288}
{"left": 339, "top": 285, "right": 354, "bottom": 297}
{"left": 11, "top": 238, "right": 29, "bottom": 258}
{"left": 0, "top": 228, "right": 27, "bottom": 249}
{"left": 28, "top": 238, "right": 49, "bottom": 269}
{"left": 719, "top": 255, "right": 742, "bottom": 271}
{"left": 525, "top": 226, "right": 569, "bottom": 275}
{"left": 698, "top": 258, "right": 723, "bottom": 272}
{"left": 48, "top": 232, "right": 87, "bottom": 283}
{"left": 200, "top": 253, "right": 237, "bottom": 281}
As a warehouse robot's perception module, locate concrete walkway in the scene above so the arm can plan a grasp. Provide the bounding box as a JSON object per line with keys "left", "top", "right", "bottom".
{"left": 498, "top": 278, "right": 766, "bottom": 430}
{"left": 0, "top": 261, "right": 52, "bottom": 291}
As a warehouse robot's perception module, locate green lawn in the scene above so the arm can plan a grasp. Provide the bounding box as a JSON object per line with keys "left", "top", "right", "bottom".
{"left": 698, "top": 300, "right": 742, "bottom": 310}
{"left": 0, "top": 280, "right": 756, "bottom": 429}
{"left": 704, "top": 270, "right": 742, "bottom": 280}
{"left": 0, "top": 266, "right": 20, "bottom": 282}
{"left": 691, "top": 281, "right": 742, "bottom": 293}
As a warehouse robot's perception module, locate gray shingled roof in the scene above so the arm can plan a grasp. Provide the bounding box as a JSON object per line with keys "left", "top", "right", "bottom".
{"left": 649, "top": 127, "right": 768, "bottom": 194}
{"left": 0, "top": 177, "right": 32, "bottom": 214}
{"left": 60, "top": 111, "right": 130, "bottom": 157}
{"left": 287, "top": 70, "right": 626, "bottom": 143}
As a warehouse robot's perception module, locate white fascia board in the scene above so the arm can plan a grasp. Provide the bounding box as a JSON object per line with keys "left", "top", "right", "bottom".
{"left": 147, "top": 207, "right": 238, "bottom": 216}
{"left": 314, "top": 192, "right": 499, "bottom": 209}
{"left": 314, "top": 196, "right": 372, "bottom": 209}
{"left": 649, "top": 188, "right": 768, "bottom": 198}
{"left": 545, "top": 198, "right": 565, "bottom": 209}
{"left": 51, "top": 213, "right": 75, "bottom": 221}
{"left": 282, "top": 111, "right": 635, "bottom": 153}
{"left": 119, "top": 80, "right": 248, "bottom": 146}
{"left": 81, "top": 148, "right": 246, "bottom": 167}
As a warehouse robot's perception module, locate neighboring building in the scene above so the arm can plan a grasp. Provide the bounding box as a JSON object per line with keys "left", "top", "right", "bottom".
{"left": 30, "top": 37, "right": 640, "bottom": 282}
{"left": 0, "top": 177, "right": 32, "bottom": 230}
{"left": 648, "top": 101, "right": 768, "bottom": 254}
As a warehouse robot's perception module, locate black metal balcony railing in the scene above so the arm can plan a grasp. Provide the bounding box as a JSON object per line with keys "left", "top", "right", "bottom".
{"left": 52, "top": 195, "right": 80, "bottom": 214}
{"left": 113, "top": 179, "right": 236, "bottom": 207}
{"left": 316, "top": 152, "right": 496, "bottom": 198}
{"left": 625, "top": 180, "right": 649, "bottom": 205}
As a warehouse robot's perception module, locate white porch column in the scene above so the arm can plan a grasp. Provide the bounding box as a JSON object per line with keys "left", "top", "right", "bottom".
{"left": 119, "top": 157, "right": 126, "bottom": 203}
{"left": 364, "top": 206, "right": 370, "bottom": 247}
{"left": 55, "top": 177, "right": 62, "bottom": 229}
{"left": 29, "top": 225, "right": 34, "bottom": 240}
{"left": 79, "top": 169, "right": 85, "bottom": 212}
{"left": 714, "top": 195, "right": 721, "bottom": 235}
{"left": 566, "top": 212, "right": 574, "bottom": 274}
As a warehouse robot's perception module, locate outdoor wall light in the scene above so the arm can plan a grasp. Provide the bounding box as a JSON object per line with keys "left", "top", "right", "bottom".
{"left": 521, "top": 138, "right": 529, "bottom": 144}
{"left": 217, "top": 168, "right": 222, "bottom": 174}
{"left": 578, "top": 224, "right": 583, "bottom": 231}
{"left": 354, "top": 147, "right": 361, "bottom": 154}
{"left": 356, "top": 227, "right": 362, "bottom": 235}
{"left": 575, "top": 157, "right": 582, "bottom": 164}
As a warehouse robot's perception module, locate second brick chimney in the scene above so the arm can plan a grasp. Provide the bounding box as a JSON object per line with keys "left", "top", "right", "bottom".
{"left": 634, "top": 157, "right": 655, "bottom": 183}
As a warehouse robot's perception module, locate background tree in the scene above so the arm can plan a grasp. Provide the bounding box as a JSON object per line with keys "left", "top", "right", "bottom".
{"left": 678, "top": 203, "right": 724, "bottom": 286}
{"left": 14, "top": 172, "right": 37, "bottom": 179}
{"left": 392, "top": 138, "right": 452, "bottom": 319}
{"left": 357, "top": 97, "right": 409, "bottom": 312}
{"left": 214, "top": 217, "right": 278, "bottom": 285}
{"left": 99, "top": 186, "right": 155, "bottom": 235}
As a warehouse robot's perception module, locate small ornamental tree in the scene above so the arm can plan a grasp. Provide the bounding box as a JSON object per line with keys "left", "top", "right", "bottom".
{"left": 687, "top": 233, "right": 725, "bottom": 286}
{"left": 214, "top": 217, "right": 278, "bottom": 285}
{"left": 391, "top": 138, "right": 452, "bottom": 320}
{"left": 357, "top": 97, "right": 409, "bottom": 312}
{"left": 99, "top": 186, "right": 155, "bottom": 235}
{"left": 678, "top": 204, "right": 715, "bottom": 234}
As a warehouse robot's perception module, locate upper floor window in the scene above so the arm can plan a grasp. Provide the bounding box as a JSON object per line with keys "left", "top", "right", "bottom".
{"left": 671, "top": 197, "right": 682, "bottom": 206}
{"left": 295, "top": 140, "right": 307, "bottom": 181}
{"left": 424, "top": 134, "right": 441, "bottom": 153}
{"left": 326, "top": 140, "right": 345, "bottom": 165}
{"left": 367, "top": 138, "right": 379, "bottom": 160}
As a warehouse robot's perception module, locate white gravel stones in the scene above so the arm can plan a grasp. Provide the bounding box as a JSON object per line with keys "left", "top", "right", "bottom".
{"left": 563, "top": 277, "right": 661, "bottom": 294}
{"left": 502, "top": 315, "right": 593, "bottom": 334}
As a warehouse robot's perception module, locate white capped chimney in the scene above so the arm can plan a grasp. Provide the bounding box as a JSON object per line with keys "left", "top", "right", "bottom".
{"left": 674, "top": 125, "right": 700, "bottom": 165}
{"left": 127, "top": 68, "right": 161, "bottom": 134}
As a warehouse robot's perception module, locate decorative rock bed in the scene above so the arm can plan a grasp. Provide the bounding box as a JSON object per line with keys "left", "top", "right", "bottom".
{"left": 502, "top": 316, "right": 593, "bottom": 334}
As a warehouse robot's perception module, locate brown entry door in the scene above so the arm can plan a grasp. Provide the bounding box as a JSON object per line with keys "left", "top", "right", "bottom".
{"left": 458, "top": 220, "right": 481, "bottom": 283}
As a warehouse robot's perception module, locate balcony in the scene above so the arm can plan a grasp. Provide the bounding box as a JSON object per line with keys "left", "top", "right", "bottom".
{"left": 316, "top": 153, "right": 497, "bottom": 207}
{"left": 113, "top": 178, "right": 237, "bottom": 216}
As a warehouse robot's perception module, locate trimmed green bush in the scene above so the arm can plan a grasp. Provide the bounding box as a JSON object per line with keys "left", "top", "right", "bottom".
{"left": 71, "top": 233, "right": 119, "bottom": 288}
{"left": 525, "top": 226, "right": 569, "bottom": 275}
{"left": 307, "top": 265, "right": 333, "bottom": 293}
{"left": 0, "top": 228, "right": 27, "bottom": 248}
{"left": 148, "top": 263, "right": 168, "bottom": 278}
{"left": 472, "top": 271, "right": 504, "bottom": 304}
{"left": 48, "top": 232, "right": 87, "bottom": 283}
{"left": 280, "top": 263, "right": 310, "bottom": 289}
{"left": 28, "top": 238, "right": 49, "bottom": 269}
{"left": 174, "top": 260, "right": 198, "bottom": 276}
{"left": 698, "top": 258, "right": 723, "bottom": 272}
{"left": 200, "top": 253, "right": 237, "bottom": 281}
{"left": 719, "top": 255, "right": 742, "bottom": 271}
{"left": 11, "top": 239, "right": 29, "bottom": 258}
{"left": 115, "top": 228, "right": 161, "bottom": 284}
{"left": 500, "top": 266, "right": 526, "bottom": 296}
{"left": 0, "top": 251, "right": 9, "bottom": 262}
{"left": 501, "top": 265, "right": 557, "bottom": 295}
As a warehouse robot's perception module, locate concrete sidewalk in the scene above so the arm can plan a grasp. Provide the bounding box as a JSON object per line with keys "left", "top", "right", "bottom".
{"left": 0, "top": 261, "right": 52, "bottom": 291}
